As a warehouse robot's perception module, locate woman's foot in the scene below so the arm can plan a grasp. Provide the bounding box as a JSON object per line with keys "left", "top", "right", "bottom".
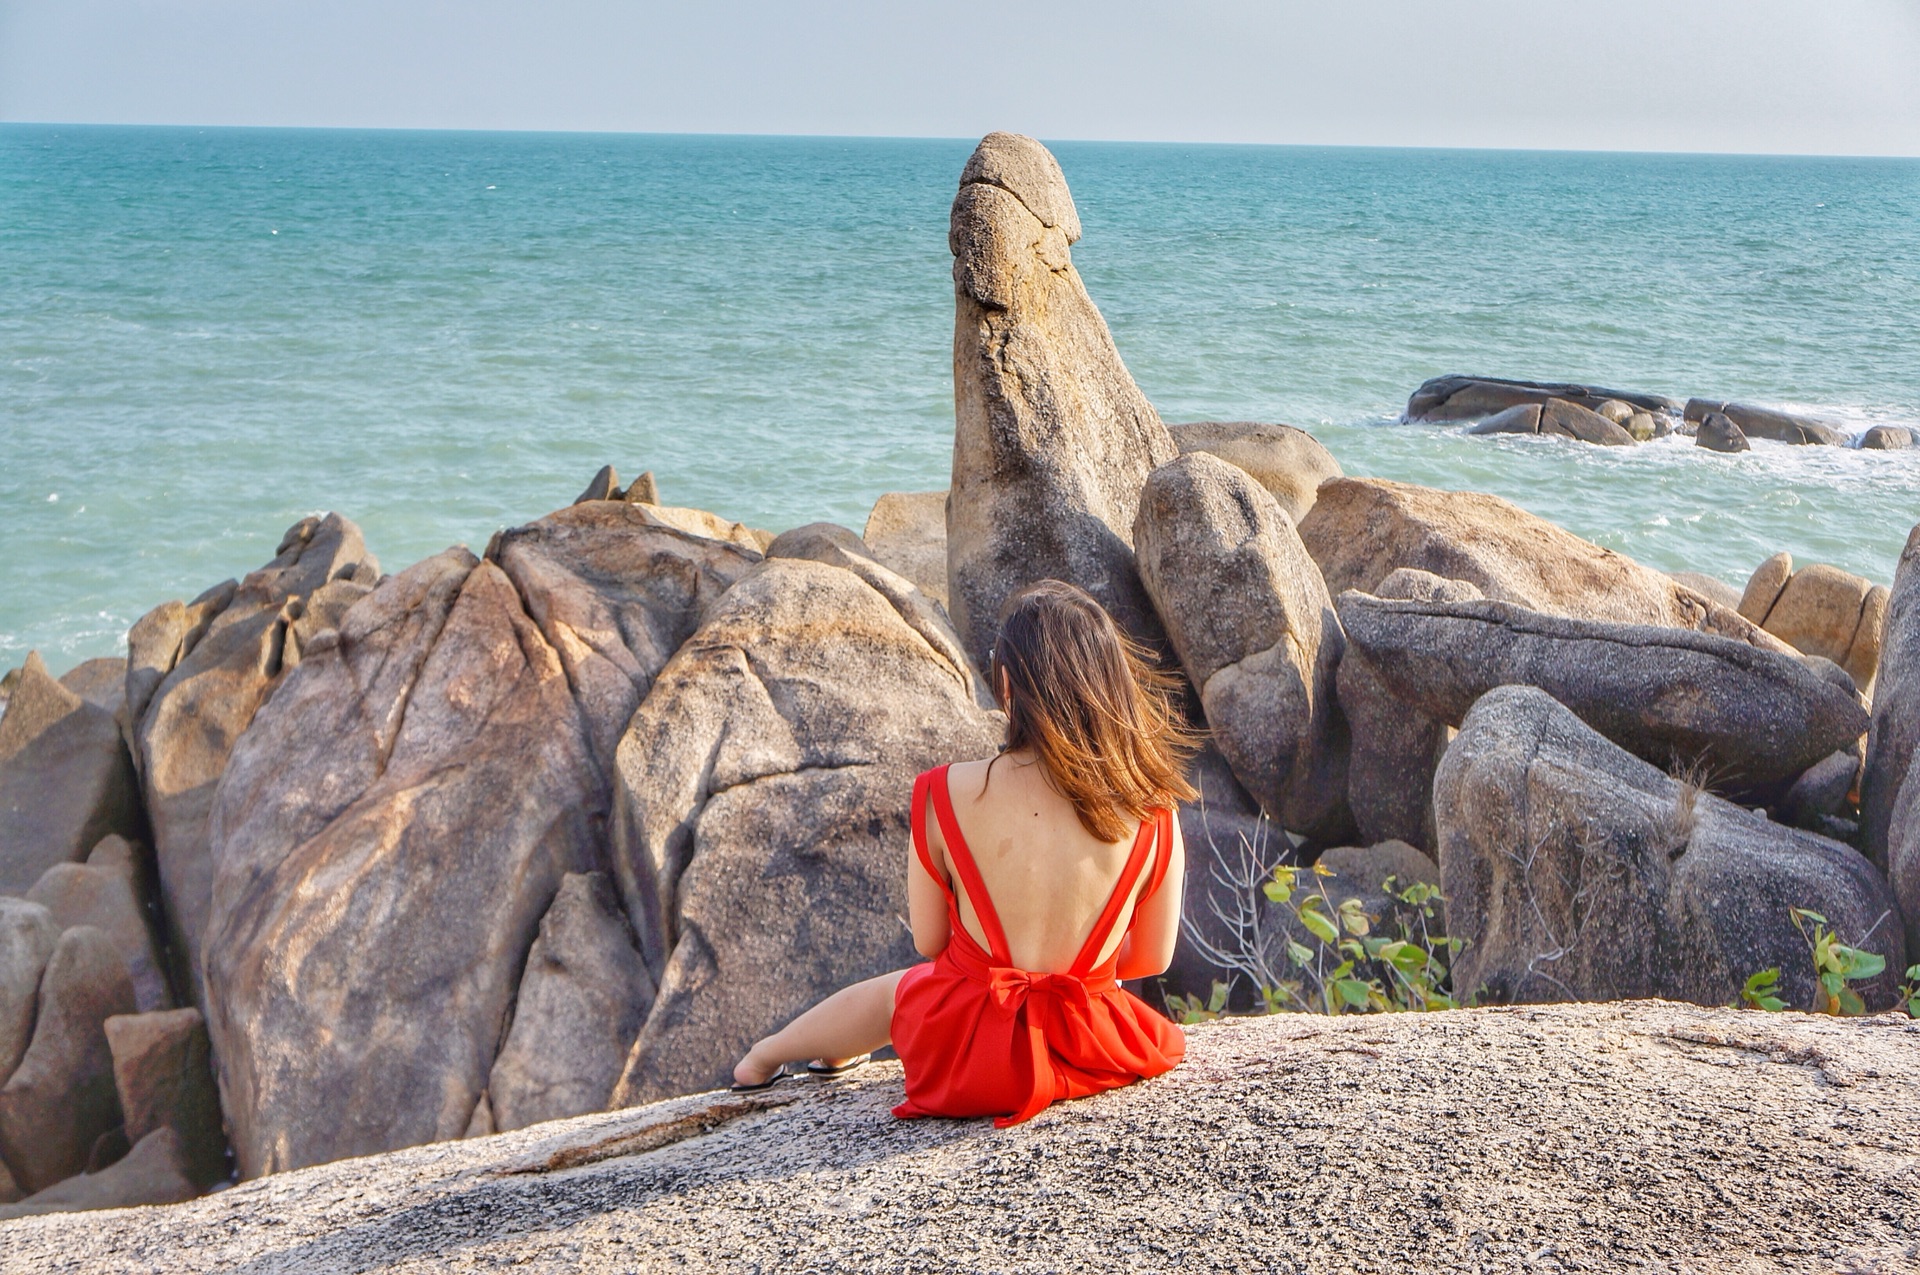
{"left": 731, "top": 1042, "right": 783, "bottom": 1090}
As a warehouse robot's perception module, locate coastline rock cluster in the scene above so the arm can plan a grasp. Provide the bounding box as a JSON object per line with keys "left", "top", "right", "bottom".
{"left": 0, "top": 132, "right": 1915, "bottom": 1225}
{"left": 1408, "top": 372, "right": 1915, "bottom": 452}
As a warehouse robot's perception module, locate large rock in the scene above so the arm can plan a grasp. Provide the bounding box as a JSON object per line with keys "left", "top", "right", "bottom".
{"left": 1862, "top": 524, "right": 1920, "bottom": 875}
{"left": 0, "top": 926, "right": 136, "bottom": 1194}
{"left": 120, "top": 581, "right": 236, "bottom": 772}
{"left": 1406, "top": 375, "right": 1678, "bottom": 423}
{"left": 24, "top": 836, "right": 170, "bottom": 1013}
{"left": 1694, "top": 411, "right": 1751, "bottom": 453}
{"left": 56, "top": 658, "right": 127, "bottom": 713}
{"left": 1434, "top": 686, "right": 1904, "bottom": 1010}
{"left": 1668, "top": 571, "right": 1742, "bottom": 613}
{"left": 946, "top": 131, "right": 1177, "bottom": 669}
{"left": 1336, "top": 570, "right": 1482, "bottom": 851}
{"left": 1152, "top": 742, "right": 1290, "bottom": 1010}
{"left": 1167, "top": 421, "right": 1343, "bottom": 522}
{"left": 765, "top": 523, "right": 991, "bottom": 708}
{"left": 1134, "top": 453, "right": 1348, "bottom": 840}
{"left": 131, "top": 514, "right": 378, "bottom": 1007}
{"left": 1888, "top": 752, "right": 1920, "bottom": 959}
{"left": 1858, "top": 425, "right": 1916, "bottom": 450}
{"left": 1684, "top": 398, "right": 1848, "bottom": 446}
{"left": 0, "top": 652, "right": 141, "bottom": 896}
{"left": 203, "top": 505, "right": 760, "bottom": 1178}
{"left": 486, "top": 872, "right": 653, "bottom": 1134}
{"left": 1735, "top": 554, "right": 1887, "bottom": 690}
{"left": 609, "top": 557, "right": 1002, "bottom": 1106}
{"left": 862, "top": 491, "right": 950, "bottom": 609}
{"left": 10, "top": 1004, "right": 1920, "bottom": 1273}
{"left": 1296, "top": 478, "right": 1788, "bottom": 646}
{"left": 105, "top": 1008, "right": 226, "bottom": 1188}
{"left": 0, "top": 899, "right": 59, "bottom": 1086}
{"left": 1339, "top": 593, "right": 1870, "bottom": 796}
{"left": 1467, "top": 398, "right": 1632, "bottom": 446}
{"left": 0, "top": 1126, "right": 198, "bottom": 1220}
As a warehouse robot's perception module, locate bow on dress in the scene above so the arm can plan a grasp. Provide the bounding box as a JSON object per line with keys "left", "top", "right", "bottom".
{"left": 984, "top": 966, "right": 1109, "bottom": 1126}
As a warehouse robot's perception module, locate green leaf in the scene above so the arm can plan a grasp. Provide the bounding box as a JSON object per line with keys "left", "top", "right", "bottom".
{"left": 1741, "top": 968, "right": 1786, "bottom": 1012}
{"left": 1299, "top": 904, "right": 1339, "bottom": 945}
{"left": 1207, "top": 981, "right": 1231, "bottom": 1013}
{"left": 1834, "top": 946, "right": 1886, "bottom": 980}
{"left": 1336, "top": 978, "right": 1372, "bottom": 1009}
{"left": 1287, "top": 939, "right": 1314, "bottom": 968}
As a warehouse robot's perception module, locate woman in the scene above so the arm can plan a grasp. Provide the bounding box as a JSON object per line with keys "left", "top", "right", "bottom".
{"left": 732, "top": 579, "right": 1196, "bottom": 1126}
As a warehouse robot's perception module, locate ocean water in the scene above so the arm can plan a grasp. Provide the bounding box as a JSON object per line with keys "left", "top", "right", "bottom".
{"left": 3, "top": 125, "right": 1917, "bottom": 672}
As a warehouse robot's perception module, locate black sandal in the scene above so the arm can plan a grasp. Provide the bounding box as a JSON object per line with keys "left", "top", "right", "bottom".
{"left": 805, "top": 1055, "right": 871, "bottom": 1079}
{"left": 729, "top": 1065, "right": 793, "bottom": 1093}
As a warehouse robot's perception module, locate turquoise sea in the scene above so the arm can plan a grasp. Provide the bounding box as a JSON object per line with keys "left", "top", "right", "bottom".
{"left": 3, "top": 125, "right": 1917, "bottom": 671}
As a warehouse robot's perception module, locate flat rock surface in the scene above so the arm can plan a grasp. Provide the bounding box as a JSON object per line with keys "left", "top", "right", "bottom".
{"left": 5, "top": 1002, "right": 1916, "bottom": 1274}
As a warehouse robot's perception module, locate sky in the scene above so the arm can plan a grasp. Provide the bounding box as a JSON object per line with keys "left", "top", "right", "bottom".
{"left": 1, "top": 1, "right": 1918, "bottom": 155}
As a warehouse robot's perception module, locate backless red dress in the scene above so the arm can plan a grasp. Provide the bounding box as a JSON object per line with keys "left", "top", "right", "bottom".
{"left": 890, "top": 764, "right": 1186, "bottom": 1127}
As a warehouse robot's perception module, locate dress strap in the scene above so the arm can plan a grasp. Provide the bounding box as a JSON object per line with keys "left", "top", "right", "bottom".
{"left": 1067, "top": 815, "right": 1159, "bottom": 976}
{"left": 1141, "top": 808, "right": 1175, "bottom": 901}
{"left": 909, "top": 769, "right": 954, "bottom": 905}
{"left": 928, "top": 765, "right": 1014, "bottom": 964}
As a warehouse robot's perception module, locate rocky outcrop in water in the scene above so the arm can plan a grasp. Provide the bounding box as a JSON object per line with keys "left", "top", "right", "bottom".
{"left": 1434, "top": 686, "right": 1904, "bottom": 1010}
{"left": 1406, "top": 375, "right": 1678, "bottom": 423}
{"left": 1465, "top": 397, "right": 1634, "bottom": 445}
{"left": 1694, "top": 410, "right": 1751, "bottom": 453}
{"left": 1685, "top": 398, "right": 1848, "bottom": 446}
{"left": 946, "top": 131, "right": 1176, "bottom": 668}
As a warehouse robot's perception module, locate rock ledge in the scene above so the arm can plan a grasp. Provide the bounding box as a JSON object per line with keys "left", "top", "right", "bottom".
{"left": 4, "top": 1002, "right": 1915, "bottom": 1274}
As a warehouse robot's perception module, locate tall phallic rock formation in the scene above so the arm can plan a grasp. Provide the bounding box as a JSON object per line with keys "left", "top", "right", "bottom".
{"left": 946, "top": 132, "right": 1177, "bottom": 668}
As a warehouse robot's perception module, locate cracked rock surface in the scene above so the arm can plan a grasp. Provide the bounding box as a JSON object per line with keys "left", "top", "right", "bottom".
{"left": 5, "top": 1002, "right": 1916, "bottom": 1273}
{"left": 202, "top": 504, "right": 759, "bottom": 1177}
{"left": 609, "top": 554, "right": 1001, "bottom": 1106}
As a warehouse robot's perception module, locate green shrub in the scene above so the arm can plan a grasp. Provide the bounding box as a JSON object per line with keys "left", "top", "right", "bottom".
{"left": 1169, "top": 860, "right": 1468, "bottom": 1023}
{"left": 1742, "top": 907, "right": 1891, "bottom": 1016}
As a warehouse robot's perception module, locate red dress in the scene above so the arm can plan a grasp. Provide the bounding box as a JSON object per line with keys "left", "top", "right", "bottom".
{"left": 890, "top": 764, "right": 1186, "bottom": 1127}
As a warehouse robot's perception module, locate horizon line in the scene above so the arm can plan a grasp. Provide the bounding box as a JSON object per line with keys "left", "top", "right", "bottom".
{"left": 3, "top": 118, "right": 1917, "bottom": 164}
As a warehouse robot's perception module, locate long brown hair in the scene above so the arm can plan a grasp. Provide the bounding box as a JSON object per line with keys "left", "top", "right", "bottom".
{"left": 987, "top": 580, "right": 1198, "bottom": 841}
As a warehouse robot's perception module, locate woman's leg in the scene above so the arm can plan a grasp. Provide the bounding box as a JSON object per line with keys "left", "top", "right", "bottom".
{"left": 732, "top": 969, "right": 907, "bottom": 1087}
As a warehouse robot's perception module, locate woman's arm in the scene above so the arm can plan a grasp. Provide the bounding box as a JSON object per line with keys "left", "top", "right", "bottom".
{"left": 1114, "top": 813, "right": 1185, "bottom": 980}
{"left": 907, "top": 821, "right": 951, "bottom": 960}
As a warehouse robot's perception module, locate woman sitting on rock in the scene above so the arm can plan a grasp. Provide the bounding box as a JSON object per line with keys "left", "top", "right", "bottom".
{"left": 732, "top": 579, "right": 1195, "bottom": 1126}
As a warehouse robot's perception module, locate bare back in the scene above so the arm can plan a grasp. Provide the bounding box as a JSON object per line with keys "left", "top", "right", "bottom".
{"left": 915, "top": 752, "right": 1185, "bottom": 976}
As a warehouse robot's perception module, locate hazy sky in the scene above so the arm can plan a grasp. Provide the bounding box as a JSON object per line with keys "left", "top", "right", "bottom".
{"left": 2, "top": 1, "right": 1918, "bottom": 155}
